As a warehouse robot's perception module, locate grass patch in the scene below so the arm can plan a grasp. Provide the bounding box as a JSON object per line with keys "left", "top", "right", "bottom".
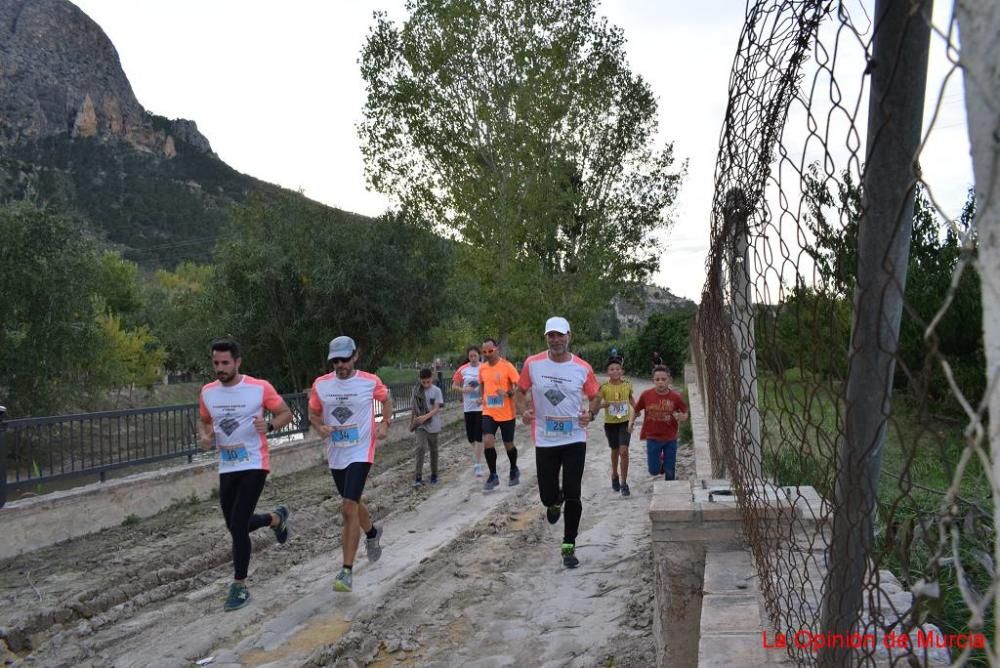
{"left": 758, "top": 371, "right": 992, "bottom": 664}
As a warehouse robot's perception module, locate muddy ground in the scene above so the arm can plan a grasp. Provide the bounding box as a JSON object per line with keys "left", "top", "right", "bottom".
{"left": 0, "top": 378, "right": 693, "bottom": 667}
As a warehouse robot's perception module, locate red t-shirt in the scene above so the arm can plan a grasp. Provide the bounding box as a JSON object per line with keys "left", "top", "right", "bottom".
{"left": 634, "top": 388, "right": 687, "bottom": 441}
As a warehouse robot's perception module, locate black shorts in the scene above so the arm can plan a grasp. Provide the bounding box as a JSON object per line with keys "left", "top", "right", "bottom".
{"left": 482, "top": 415, "right": 516, "bottom": 443}
{"left": 604, "top": 422, "right": 631, "bottom": 449}
{"left": 464, "top": 411, "right": 483, "bottom": 443}
{"left": 330, "top": 461, "right": 372, "bottom": 502}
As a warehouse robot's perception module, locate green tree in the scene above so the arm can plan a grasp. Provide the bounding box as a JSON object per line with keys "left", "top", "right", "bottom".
{"left": 144, "top": 262, "right": 219, "bottom": 375}
{"left": 0, "top": 202, "right": 167, "bottom": 415}
{"left": 211, "top": 198, "right": 456, "bottom": 391}
{"left": 636, "top": 310, "right": 695, "bottom": 378}
{"left": 88, "top": 313, "right": 167, "bottom": 406}
{"left": 359, "top": 0, "right": 684, "bottom": 347}
{"left": 800, "top": 170, "right": 982, "bottom": 408}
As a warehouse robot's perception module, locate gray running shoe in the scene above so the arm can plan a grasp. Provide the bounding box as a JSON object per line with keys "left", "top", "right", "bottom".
{"left": 272, "top": 505, "right": 289, "bottom": 544}
{"left": 333, "top": 568, "right": 353, "bottom": 592}
{"left": 508, "top": 466, "right": 520, "bottom": 486}
{"left": 483, "top": 473, "right": 500, "bottom": 491}
{"left": 366, "top": 526, "right": 383, "bottom": 563}
{"left": 621, "top": 483, "right": 631, "bottom": 497}
{"left": 223, "top": 582, "right": 251, "bottom": 611}
{"left": 561, "top": 543, "right": 580, "bottom": 568}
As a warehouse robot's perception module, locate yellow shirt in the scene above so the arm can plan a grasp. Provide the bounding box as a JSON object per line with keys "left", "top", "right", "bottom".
{"left": 599, "top": 381, "right": 633, "bottom": 424}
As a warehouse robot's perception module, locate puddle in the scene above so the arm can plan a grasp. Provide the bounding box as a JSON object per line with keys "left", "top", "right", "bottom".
{"left": 242, "top": 615, "right": 350, "bottom": 666}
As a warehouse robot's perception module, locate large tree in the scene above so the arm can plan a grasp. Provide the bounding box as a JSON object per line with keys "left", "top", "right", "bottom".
{"left": 0, "top": 202, "right": 165, "bottom": 415}
{"left": 211, "top": 198, "right": 455, "bottom": 391}
{"left": 359, "top": 0, "right": 684, "bottom": 346}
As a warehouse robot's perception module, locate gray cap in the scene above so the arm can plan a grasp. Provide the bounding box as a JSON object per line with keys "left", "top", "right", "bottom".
{"left": 327, "top": 336, "right": 357, "bottom": 360}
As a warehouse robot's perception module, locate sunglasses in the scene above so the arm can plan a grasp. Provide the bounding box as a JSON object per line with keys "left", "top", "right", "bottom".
{"left": 482, "top": 348, "right": 496, "bottom": 354}
{"left": 330, "top": 357, "right": 351, "bottom": 364}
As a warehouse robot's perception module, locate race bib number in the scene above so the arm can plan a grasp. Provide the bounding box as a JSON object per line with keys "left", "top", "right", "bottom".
{"left": 219, "top": 445, "right": 250, "bottom": 465}
{"left": 543, "top": 416, "right": 575, "bottom": 438}
{"left": 608, "top": 401, "right": 628, "bottom": 418}
{"left": 486, "top": 394, "right": 505, "bottom": 408}
{"left": 330, "top": 424, "right": 360, "bottom": 448}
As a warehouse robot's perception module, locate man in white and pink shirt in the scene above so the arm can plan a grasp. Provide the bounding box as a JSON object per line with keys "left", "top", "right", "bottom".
{"left": 309, "top": 335, "right": 393, "bottom": 593}
{"left": 198, "top": 337, "right": 294, "bottom": 612}
{"left": 516, "top": 317, "right": 601, "bottom": 569}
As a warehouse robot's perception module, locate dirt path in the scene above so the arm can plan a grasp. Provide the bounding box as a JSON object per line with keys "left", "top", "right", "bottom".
{"left": 0, "top": 378, "right": 693, "bottom": 667}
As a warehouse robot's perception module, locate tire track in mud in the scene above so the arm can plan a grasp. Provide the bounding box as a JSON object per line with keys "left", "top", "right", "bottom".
{"left": 0, "top": 421, "right": 469, "bottom": 661}
{"left": 2, "top": 378, "right": 693, "bottom": 667}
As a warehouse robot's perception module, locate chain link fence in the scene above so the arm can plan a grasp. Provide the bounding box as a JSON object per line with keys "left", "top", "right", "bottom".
{"left": 692, "top": 0, "right": 997, "bottom": 664}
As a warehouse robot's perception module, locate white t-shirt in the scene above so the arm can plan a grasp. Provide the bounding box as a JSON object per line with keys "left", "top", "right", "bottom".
{"left": 309, "top": 370, "right": 390, "bottom": 469}
{"left": 517, "top": 352, "right": 600, "bottom": 447}
{"left": 199, "top": 375, "right": 284, "bottom": 473}
{"left": 452, "top": 362, "right": 483, "bottom": 413}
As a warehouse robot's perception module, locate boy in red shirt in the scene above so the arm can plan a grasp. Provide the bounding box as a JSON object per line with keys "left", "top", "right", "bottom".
{"left": 628, "top": 365, "right": 689, "bottom": 481}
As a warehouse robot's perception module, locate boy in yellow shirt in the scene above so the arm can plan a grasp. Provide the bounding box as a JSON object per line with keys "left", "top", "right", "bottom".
{"left": 598, "top": 356, "right": 635, "bottom": 496}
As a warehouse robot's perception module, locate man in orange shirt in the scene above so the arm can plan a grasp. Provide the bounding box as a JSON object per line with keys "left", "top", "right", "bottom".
{"left": 478, "top": 337, "right": 521, "bottom": 491}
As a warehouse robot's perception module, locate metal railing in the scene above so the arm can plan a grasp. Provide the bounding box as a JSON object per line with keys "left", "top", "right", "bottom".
{"left": 0, "top": 379, "right": 455, "bottom": 507}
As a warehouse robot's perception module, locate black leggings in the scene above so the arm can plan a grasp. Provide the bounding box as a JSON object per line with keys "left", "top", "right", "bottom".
{"left": 219, "top": 469, "right": 271, "bottom": 580}
{"left": 535, "top": 443, "right": 587, "bottom": 544}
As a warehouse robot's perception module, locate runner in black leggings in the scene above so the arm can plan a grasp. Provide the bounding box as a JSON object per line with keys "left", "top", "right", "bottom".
{"left": 199, "top": 337, "right": 293, "bottom": 611}
{"left": 516, "top": 317, "right": 601, "bottom": 568}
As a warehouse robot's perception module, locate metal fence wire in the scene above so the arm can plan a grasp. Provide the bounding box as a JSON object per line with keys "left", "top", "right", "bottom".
{"left": 693, "top": 0, "right": 997, "bottom": 665}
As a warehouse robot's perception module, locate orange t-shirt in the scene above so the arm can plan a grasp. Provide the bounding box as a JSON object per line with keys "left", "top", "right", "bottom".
{"left": 478, "top": 359, "right": 519, "bottom": 421}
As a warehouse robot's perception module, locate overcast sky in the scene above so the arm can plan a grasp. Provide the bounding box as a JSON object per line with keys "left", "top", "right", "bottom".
{"left": 69, "top": 1, "right": 971, "bottom": 302}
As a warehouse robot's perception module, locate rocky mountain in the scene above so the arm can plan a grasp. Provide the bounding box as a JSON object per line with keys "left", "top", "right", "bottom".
{"left": 0, "top": 0, "right": 209, "bottom": 155}
{"left": 612, "top": 284, "right": 695, "bottom": 329}
{"left": 0, "top": 0, "right": 364, "bottom": 265}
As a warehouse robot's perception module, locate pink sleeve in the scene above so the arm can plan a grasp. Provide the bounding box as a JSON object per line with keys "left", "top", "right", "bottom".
{"left": 262, "top": 382, "right": 284, "bottom": 411}
{"left": 452, "top": 367, "right": 464, "bottom": 385}
{"left": 517, "top": 360, "right": 532, "bottom": 391}
{"left": 373, "top": 376, "right": 390, "bottom": 401}
{"left": 198, "top": 393, "right": 211, "bottom": 422}
{"left": 583, "top": 369, "right": 600, "bottom": 398}
{"left": 308, "top": 384, "right": 322, "bottom": 412}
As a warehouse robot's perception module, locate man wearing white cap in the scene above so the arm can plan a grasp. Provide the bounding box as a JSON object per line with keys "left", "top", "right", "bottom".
{"left": 308, "top": 335, "right": 392, "bottom": 592}
{"left": 516, "top": 317, "right": 601, "bottom": 568}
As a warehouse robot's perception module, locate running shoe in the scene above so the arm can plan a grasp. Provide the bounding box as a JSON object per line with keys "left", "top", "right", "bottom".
{"left": 546, "top": 490, "right": 564, "bottom": 524}
{"left": 483, "top": 473, "right": 500, "bottom": 491}
{"left": 413, "top": 478, "right": 423, "bottom": 488}
{"left": 508, "top": 466, "right": 520, "bottom": 487}
{"left": 223, "top": 582, "right": 251, "bottom": 611}
{"left": 272, "top": 505, "right": 289, "bottom": 545}
{"left": 365, "top": 526, "right": 383, "bottom": 563}
{"left": 430, "top": 474, "right": 439, "bottom": 484}
{"left": 612, "top": 476, "right": 620, "bottom": 492}
{"left": 621, "top": 483, "right": 631, "bottom": 497}
{"left": 333, "top": 568, "right": 353, "bottom": 592}
{"left": 474, "top": 463, "right": 484, "bottom": 478}
{"left": 561, "top": 543, "right": 579, "bottom": 569}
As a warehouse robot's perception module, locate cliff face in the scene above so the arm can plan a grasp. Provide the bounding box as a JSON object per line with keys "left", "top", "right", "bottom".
{"left": 0, "top": 0, "right": 211, "bottom": 155}
{"left": 0, "top": 0, "right": 361, "bottom": 267}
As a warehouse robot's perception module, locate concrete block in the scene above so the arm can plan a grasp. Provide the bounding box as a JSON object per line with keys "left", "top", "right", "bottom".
{"left": 701, "top": 593, "right": 762, "bottom": 633}
{"left": 698, "top": 633, "right": 770, "bottom": 667}
{"left": 703, "top": 551, "right": 755, "bottom": 595}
